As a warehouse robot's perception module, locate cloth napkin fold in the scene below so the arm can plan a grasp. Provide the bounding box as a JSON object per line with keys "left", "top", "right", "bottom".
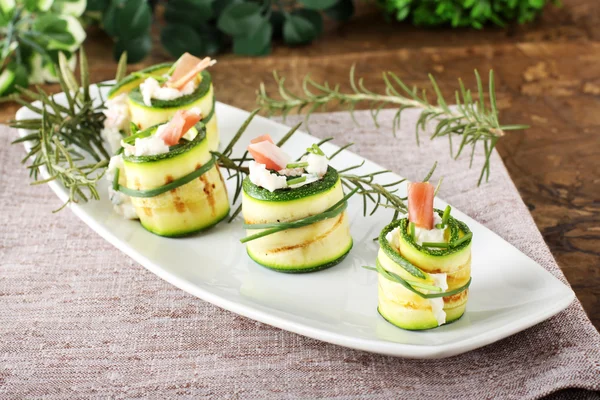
{"left": 1, "top": 109, "right": 599, "bottom": 399}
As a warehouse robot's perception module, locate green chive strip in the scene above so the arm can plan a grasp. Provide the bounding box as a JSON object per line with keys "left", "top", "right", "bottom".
{"left": 287, "top": 176, "right": 307, "bottom": 186}
{"left": 364, "top": 262, "right": 472, "bottom": 299}
{"left": 442, "top": 205, "right": 451, "bottom": 225}
{"left": 286, "top": 161, "right": 308, "bottom": 169}
{"left": 310, "top": 143, "right": 325, "bottom": 156}
{"left": 421, "top": 241, "right": 449, "bottom": 249}
{"left": 451, "top": 232, "right": 473, "bottom": 248}
{"left": 131, "top": 72, "right": 168, "bottom": 83}
{"left": 405, "top": 280, "right": 443, "bottom": 292}
{"left": 409, "top": 222, "right": 416, "bottom": 241}
{"left": 112, "top": 168, "right": 120, "bottom": 191}
{"left": 129, "top": 122, "right": 139, "bottom": 135}
{"left": 240, "top": 188, "right": 358, "bottom": 243}
{"left": 115, "top": 157, "right": 215, "bottom": 198}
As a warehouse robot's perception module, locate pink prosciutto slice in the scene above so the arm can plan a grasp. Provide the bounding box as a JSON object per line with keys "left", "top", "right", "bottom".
{"left": 407, "top": 182, "right": 435, "bottom": 230}
{"left": 247, "top": 137, "right": 290, "bottom": 171}
{"left": 167, "top": 53, "right": 216, "bottom": 90}
{"left": 158, "top": 110, "right": 202, "bottom": 146}
{"left": 250, "top": 134, "right": 274, "bottom": 144}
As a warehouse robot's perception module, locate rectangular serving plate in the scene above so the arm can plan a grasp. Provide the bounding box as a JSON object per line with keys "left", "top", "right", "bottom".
{"left": 16, "top": 84, "right": 575, "bottom": 359}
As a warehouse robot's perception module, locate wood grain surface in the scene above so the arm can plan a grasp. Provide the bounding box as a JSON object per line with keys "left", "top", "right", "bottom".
{"left": 2, "top": 0, "right": 598, "bottom": 329}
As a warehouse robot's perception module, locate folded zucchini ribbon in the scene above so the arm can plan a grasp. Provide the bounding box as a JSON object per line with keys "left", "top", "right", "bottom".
{"left": 364, "top": 262, "right": 472, "bottom": 299}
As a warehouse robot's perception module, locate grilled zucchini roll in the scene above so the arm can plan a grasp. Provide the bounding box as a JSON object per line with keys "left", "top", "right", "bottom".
{"left": 107, "top": 53, "right": 219, "bottom": 151}
{"left": 242, "top": 167, "right": 353, "bottom": 272}
{"left": 241, "top": 135, "right": 353, "bottom": 273}
{"left": 110, "top": 111, "right": 229, "bottom": 237}
{"left": 372, "top": 181, "right": 472, "bottom": 330}
{"left": 377, "top": 212, "right": 472, "bottom": 330}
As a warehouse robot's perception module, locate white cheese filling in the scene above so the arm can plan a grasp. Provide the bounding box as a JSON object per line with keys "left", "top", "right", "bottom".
{"left": 105, "top": 155, "right": 138, "bottom": 220}
{"left": 303, "top": 153, "right": 328, "bottom": 177}
{"left": 249, "top": 161, "right": 288, "bottom": 192}
{"left": 414, "top": 213, "right": 446, "bottom": 246}
{"left": 248, "top": 145, "right": 330, "bottom": 192}
{"left": 140, "top": 77, "right": 196, "bottom": 107}
{"left": 101, "top": 93, "right": 131, "bottom": 154}
{"left": 122, "top": 134, "right": 169, "bottom": 157}
{"left": 429, "top": 273, "right": 448, "bottom": 326}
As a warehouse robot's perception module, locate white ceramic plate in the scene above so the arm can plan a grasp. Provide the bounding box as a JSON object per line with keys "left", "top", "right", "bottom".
{"left": 16, "top": 84, "right": 575, "bottom": 359}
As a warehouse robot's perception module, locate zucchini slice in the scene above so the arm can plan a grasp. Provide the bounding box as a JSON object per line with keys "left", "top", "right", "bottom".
{"left": 376, "top": 211, "right": 472, "bottom": 330}
{"left": 108, "top": 63, "right": 172, "bottom": 99}
{"left": 242, "top": 167, "right": 353, "bottom": 273}
{"left": 121, "top": 122, "right": 229, "bottom": 237}
{"left": 127, "top": 70, "right": 218, "bottom": 151}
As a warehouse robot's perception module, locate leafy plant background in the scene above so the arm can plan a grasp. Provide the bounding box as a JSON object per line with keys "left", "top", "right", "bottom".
{"left": 1, "top": 0, "right": 554, "bottom": 96}
{"left": 378, "top": 0, "right": 558, "bottom": 28}
{"left": 89, "top": 0, "right": 356, "bottom": 61}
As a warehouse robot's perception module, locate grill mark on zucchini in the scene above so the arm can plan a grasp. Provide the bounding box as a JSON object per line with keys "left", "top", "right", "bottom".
{"left": 422, "top": 254, "right": 472, "bottom": 275}
{"left": 268, "top": 212, "right": 345, "bottom": 254}
{"left": 242, "top": 167, "right": 339, "bottom": 203}
{"left": 128, "top": 70, "right": 212, "bottom": 109}
{"left": 443, "top": 290, "right": 469, "bottom": 305}
{"left": 199, "top": 174, "right": 216, "bottom": 215}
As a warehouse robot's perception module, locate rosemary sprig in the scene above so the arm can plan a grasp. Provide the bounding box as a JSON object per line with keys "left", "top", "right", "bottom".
{"left": 338, "top": 153, "right": 437, "bottom": 221}
{"left": 7, "top": 49, "right": 116, "bottom": 212}
{"left": 257, "top": 67, "right": 529, "bottom": 185}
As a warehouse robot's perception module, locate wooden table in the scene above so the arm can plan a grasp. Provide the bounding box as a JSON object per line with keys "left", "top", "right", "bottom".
{"left": 2, "top": 0, "right": 598, "bottom": 329}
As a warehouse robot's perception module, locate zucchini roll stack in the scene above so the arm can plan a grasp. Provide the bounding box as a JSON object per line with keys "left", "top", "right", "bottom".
{"left": 108, "top": 53, "right": 219, "bottom": 151}
{"left": 108, "top": 109, "right": 229, "bottom": 237}
{"left": 241, "top": 136, "right": 353, "bottom": 273}
{"left": 375, "top": 182, "right": 472, "bottom": 330}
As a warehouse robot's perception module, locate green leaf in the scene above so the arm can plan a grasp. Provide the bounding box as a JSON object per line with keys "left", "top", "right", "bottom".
{"left": 196, "top": 25, "right": 224, "bottom": 55}
{"left": 52, "top": 0, "right": 86, "bottom": 16}
{"left": 0, "top": 62, "right": 28, "bottom": 96}
{"left": 86, "top": 0, "right": 109, "bottom": 12}
{"left": 212, "top": 0, "right": 242, "bottom": 15}
{"left": 164, "top": 0, "right": 213, "bottom": 25}
{"left": 114, "top": 34, "right": 152, "bottom": 63}
{"left": 24, "top": 0, "right": 54, "bottom": 12}
{"left": 0, "top": 0, "right": 15, "bottom": 15}
{"left": 325, "top": 0, "right": 354, "bottom": 21}
{"left": 298, "top": 0, "right": 339, "bottom": 10}
{"left": 101, "top": 0, "right": 120, "bottom": 36}
{"left": 233, "top": 21, "right": 272, "bottom": 56}
{"left": 292, "top": 9, "right": 323, "bottom": 37}
{"left": 32, "top": 14, "right": 75, "bottom": 45}
{"left": 117, "top": 0, "right": 152, "bottom": 39}
{"left": 528, "top": 0, "right": 545, "bottom": 7}
{"left": 217, "top": 2, "right": 265, "bottom": 36}
{"left": 270, "top": 10, "right": 284, "bottom": 39}
{"left": 283, "top": 14, "right": 317, "bottom": 46}
{"left": 161, "top": 24, "right": 205, "bottom": 58}
{"left": 395, "top": 6, "right": 410, "bottom": 20}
